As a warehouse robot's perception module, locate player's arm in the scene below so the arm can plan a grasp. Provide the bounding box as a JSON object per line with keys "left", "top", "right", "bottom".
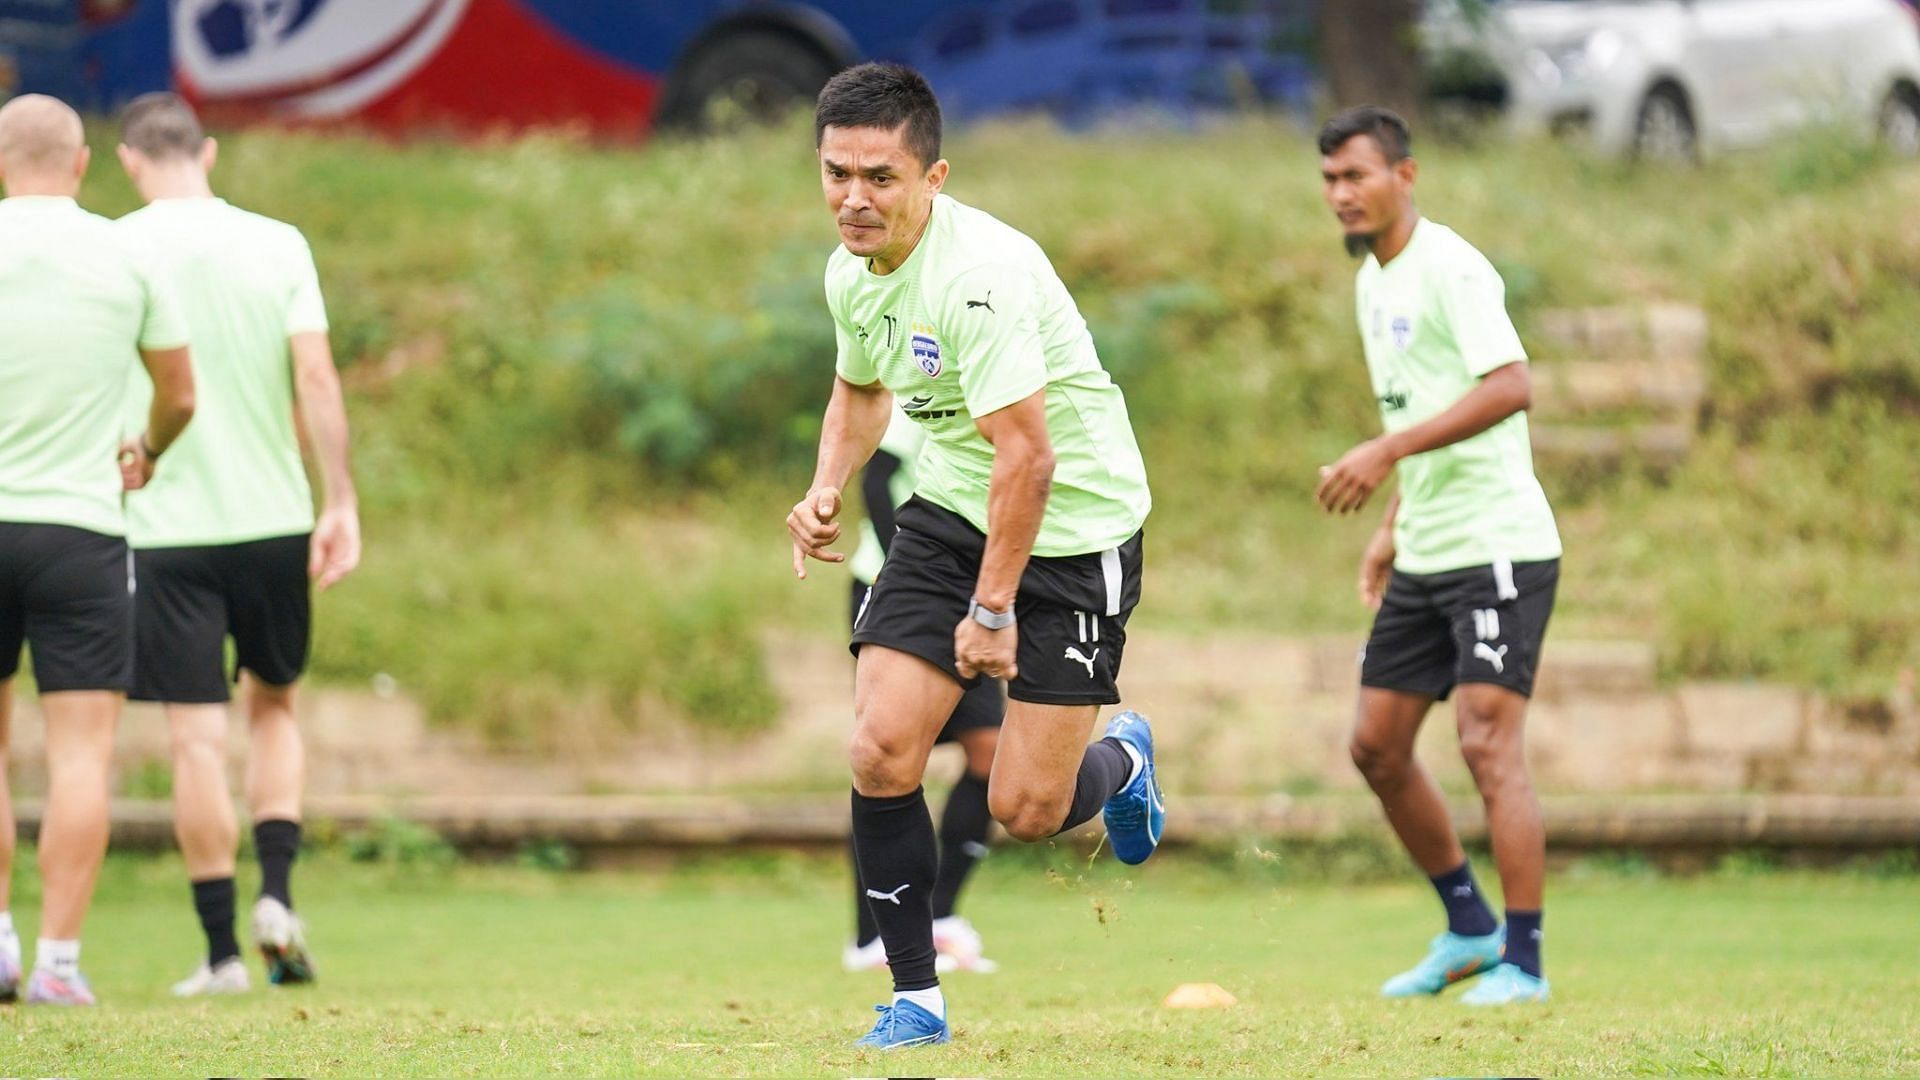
{"left": 1359, "top": 492, "right": 1400, "bottom": 610}
{"left": 789, "top": 376, "right": 891, "bottom": 578}
{"left": 141, "top": 345, "right": 197, "bottom": 451}
{"left": 1316, "top": 361, "right": 1530, "bottom": 515}
{"left": 970, "top": 391, "right": 1052, "bottom": 613}
{"left": 120, "top": 345, "right": 195, "bottom": 491}
{"left": 943, "top": 263, "right": 1051, "bottom": 679}
{"left": 1320, "top": 255, "right": 1530, "bottom": 515}
{"left": 292, "top": 330, "right": 361, "bottom": 590}
{"left": 121, "top": 241, "right": 196, "bottom": 490}
{"left": 954, "top": 390, "right": 1052, "bottom": 681}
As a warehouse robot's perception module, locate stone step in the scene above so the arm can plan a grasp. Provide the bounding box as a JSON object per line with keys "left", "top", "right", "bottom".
{"left": 1531, "top": 423, "right": 1693, "bottom": 470}
{"left": 7, "top": 639, "right": 1912, "bottom": 800}
{"left": 18, "top": 793, "right": 1919, "bottom": 853}
{"left": 1525, "top": 303, "right": 1708, "bottom": 472}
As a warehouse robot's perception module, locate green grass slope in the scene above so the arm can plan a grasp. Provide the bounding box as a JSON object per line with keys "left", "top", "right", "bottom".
{"left": 71, "top": 120, "right": 1920, "bottom": 735}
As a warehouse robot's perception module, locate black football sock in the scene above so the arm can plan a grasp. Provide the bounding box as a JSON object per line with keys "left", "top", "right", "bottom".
{"left": 1429, "top": 860, "right": 1500, "bottom": 937}
{"left": 1054, "top": 737, "right": 1133, "bottom": 835}
{"left": 930, "top": 771, "right": 992, "bottom": 920}
{"left": 850, "top": 828, "right": 880, "bottom": 947}
{"left": 254, "top": 819, "right": 301, "bottom": 908}
{"left": 1504, "top": 909, "right": 1544, "bottom": 977}
{"left": 850, "top": 787, "right": 940, "bottom": 992}
{"left": 191, "top": 876, "right": 241, "bottom": 966}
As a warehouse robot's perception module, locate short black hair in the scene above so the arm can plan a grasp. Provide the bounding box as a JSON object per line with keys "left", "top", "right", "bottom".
{"left": 814, "top": 62, "right": 942, "bottom": 169}
{"left": 120, "top": 92, "right": 205, "bottom": 160}
{"left": 1317, "top": 105, "right": 1412, "bottom": 162}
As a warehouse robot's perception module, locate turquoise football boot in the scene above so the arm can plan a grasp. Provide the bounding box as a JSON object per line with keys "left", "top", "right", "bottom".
{"left": 1460, "top": 962, "right": 1550, "bottom": 1005}
{"left": 1380, "top": 928, "right": 1505, "bottom": 997}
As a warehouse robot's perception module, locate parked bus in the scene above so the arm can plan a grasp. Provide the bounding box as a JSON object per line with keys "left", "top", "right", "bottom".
{"left": 5, "top": 0, "right": 1316, "bottom": 136}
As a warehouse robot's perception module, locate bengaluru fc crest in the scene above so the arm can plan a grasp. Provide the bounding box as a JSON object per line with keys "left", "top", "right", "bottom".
{"left": 911, "top": 333, "right": 942, "bottom": 378}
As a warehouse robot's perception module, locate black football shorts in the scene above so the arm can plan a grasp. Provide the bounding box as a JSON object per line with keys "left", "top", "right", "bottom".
{"left": 1361, "top": 558, "right": 1559, "bottom": 700}
{"left": 0, "top": 522, "right": 134, "bottom": 693}
{"left": 131, "top": 533, "right": 312, "bottom": 703}
{"left": 851, "top": 496, "right": 1143, "bottom": 706}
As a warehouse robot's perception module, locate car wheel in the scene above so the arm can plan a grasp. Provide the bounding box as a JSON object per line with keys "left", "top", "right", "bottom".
{"left": 1632, "top": 85, "right": 1697, "bottom": 164}
{"left": 1878, "top": 85, "right": 1920, "bottom": 156}
{"left": 659, "top": 29, "right": 839, "bottom": 134}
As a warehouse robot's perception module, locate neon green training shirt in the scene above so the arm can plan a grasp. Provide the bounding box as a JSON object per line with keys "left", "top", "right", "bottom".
{"left": 827, "top": 193, "right": 1150, "bottom": 558}
{"left": 119, "top": 198, "right": 328, "bottom": 548}
{"left": 1355, "top": 218, "right": 1561, "bottom": 575}
{"left": 0, "top": 196, "right": 189, "bottom": 536}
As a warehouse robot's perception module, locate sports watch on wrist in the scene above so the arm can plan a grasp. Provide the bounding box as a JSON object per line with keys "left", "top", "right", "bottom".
{"left": 967, "top": 597, "right": 1016, "bottom": 630}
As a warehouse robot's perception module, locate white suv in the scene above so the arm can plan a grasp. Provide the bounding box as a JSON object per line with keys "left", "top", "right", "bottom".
{"left": 1428, "top": 0, "right": 1920, "bottom": 160}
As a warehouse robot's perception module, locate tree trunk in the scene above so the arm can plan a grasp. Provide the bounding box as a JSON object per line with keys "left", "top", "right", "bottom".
{"left": 1319, "top": 0, "right": 1424, "bottom": 122}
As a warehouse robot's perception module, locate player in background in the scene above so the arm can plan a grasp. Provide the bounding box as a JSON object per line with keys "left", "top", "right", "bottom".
{"left": 115, "top": 93, "right": 359, "bottom": 996}
{"left": 1314, "top": 106, "right": 1561, "bottom": 1006}
{"left": 844, "top": 404, "right": 1001, "bottom": 977}
{"left": 787, "top": 64, "right": 1163, "bottom": 1049}
{"left": 0, "top": 94, "right": 196, "bottom": 1006}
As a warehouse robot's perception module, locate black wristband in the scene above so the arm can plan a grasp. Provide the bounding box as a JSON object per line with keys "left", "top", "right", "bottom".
{"left": 140, "top": 434, "right": 161, "bottom": 460}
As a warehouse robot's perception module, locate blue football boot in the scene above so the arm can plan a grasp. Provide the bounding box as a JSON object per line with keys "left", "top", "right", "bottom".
{"left": 853, "top": 999, "right": 951, "bottom": 1049}
{"left": 1100, "top": 711, "right": 1165, "bottom": 865}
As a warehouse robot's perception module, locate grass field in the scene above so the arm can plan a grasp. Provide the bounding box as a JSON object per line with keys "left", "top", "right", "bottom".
{"left": 4, "top": 851, "right": 1916, "bottom": 1076}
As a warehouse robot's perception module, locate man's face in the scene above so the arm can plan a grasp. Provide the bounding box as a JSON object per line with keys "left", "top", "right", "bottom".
{"left": 1321, "top": 134, "right": 1415, "bottom": 254}
{"left": 819, "top": 123, "right": 947, "bottom": 263}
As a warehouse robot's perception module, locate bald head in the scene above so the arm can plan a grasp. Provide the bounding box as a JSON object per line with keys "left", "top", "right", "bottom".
{"left": 0, "top": 95, "right": 88, "bottom": 195}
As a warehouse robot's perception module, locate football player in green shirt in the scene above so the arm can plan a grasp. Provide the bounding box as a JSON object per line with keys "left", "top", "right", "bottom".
{"left": 786, "top": 63, "right": 1163, "bottom": 1048}
{"left": 0, "top": 94, "right": 196, "bottom": 1005}
{"left": 1316, "top": 106, "right": 1561, "bottom": 1006}
{"left": 115, "top": 93, "right": 359, "bottom": 996}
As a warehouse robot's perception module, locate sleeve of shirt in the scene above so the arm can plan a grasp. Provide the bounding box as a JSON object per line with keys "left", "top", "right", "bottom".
{"left": 135, "top": 246, "right": 190, "bottom": 351}
{"left": 1436, "top": 250, "right": 1527, "bottom": 378}
{"left": 285, "top": 231, "right": 330, "bottom": 335}
{"left": 941, "top": 263, "right": 1048, "bottom": 418}
{"left": 829, "top": 271, "right": 878, "bottom": 386}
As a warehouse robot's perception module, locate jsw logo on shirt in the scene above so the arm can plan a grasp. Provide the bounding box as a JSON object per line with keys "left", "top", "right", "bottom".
{"left": 1378, "top": 375, "right": 1410, "bottom": 412}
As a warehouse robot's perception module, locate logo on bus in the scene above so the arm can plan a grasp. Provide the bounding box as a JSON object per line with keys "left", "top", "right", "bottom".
{"left": 176, "top": 0, "right": 471, "bottom": 117}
